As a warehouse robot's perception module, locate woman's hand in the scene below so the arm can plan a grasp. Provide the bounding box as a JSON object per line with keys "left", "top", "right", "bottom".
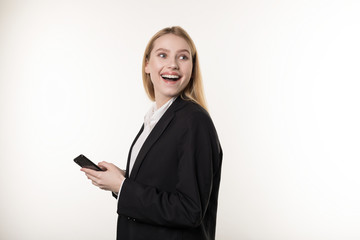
{"left": 81, "top": 161, "right": 126, "bottom": 193}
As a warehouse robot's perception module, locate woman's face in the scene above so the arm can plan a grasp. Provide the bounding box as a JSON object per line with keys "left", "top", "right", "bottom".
{"left": 145, "top": 34, "right": 193, "bottom": 107}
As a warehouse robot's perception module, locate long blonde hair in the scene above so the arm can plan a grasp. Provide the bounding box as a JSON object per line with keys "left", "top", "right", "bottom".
{"left": 142, "top": 26, "right": 207, "bottom": 111}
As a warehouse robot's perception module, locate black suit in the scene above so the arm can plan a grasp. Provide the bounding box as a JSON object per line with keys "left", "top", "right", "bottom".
{"left": 116, "top": 97, "right": 222, "bottom": 240}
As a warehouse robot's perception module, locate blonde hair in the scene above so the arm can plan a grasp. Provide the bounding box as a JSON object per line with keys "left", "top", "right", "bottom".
{"left": 142, "top": 26, "right": 207, "bottom": 111}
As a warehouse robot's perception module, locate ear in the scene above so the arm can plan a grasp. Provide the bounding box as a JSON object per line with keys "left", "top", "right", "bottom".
{"left": 144, "top": 59, "right": 150, "bottom": 74}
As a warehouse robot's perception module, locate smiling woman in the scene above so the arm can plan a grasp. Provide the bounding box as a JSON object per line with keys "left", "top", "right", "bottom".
{"left": 142, "top": 26, "right": 207, "bottom": 111}
{"left": 81, "top": 26, "right": 222, "bottom": 240}
{"left": 144, "top": 34, "right": 193, "bottom": 108}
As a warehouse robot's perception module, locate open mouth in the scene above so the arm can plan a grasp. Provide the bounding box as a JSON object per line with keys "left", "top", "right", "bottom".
{"left": 161, "top": 74, "right": 181, "bottom": 81}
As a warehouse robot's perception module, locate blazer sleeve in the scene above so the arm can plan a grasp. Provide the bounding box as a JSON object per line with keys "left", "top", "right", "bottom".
{"left": 117, "top": 111, "right": 221, "bottom": 228}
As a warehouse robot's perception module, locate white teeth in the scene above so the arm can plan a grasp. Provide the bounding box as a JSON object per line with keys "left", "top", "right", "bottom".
{"left": 161, "top": 74, "right": 180, "bottom": 79}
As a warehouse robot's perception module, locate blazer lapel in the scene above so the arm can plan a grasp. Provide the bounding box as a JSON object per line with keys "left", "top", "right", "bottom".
{"left": 129, "top": 97, "right": 185, "bottom": 179}
{"left": 125, "top": 124, "right": 144, "bottom": 178}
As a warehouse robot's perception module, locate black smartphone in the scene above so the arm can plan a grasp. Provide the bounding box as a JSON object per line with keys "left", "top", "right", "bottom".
{"left": 74, "top": 154, "right": 103, "bottom": 171}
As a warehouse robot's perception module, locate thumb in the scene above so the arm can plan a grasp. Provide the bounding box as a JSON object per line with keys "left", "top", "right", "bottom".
{"left": 98, "top": 161, "right": 112, "bottom": 170}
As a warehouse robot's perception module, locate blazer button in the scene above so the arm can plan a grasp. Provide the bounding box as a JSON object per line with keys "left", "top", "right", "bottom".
{"left": 127, "top": 217, "right": 131, "bottom": 220}
{"left": 132, "top": 219, "right": 136, "bottom": 222}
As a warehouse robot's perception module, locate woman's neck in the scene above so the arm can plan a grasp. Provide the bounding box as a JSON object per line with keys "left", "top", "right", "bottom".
{"left": 155, "top": 97, "right": 172, "bottom": 109}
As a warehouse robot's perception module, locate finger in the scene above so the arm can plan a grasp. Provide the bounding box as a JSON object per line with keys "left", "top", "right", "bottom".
{"left": 98, "top": 165, "right": 107, "bottom": 171}
{"left": 98, "top": 161, "right": 112, "bottom": 170}
{"left": 81, "top": 168, "right": 98, "bottom": 177}
{"left": 91, "top": 181, "right": 100, "bottom": 187}
{"left": 84, "top": 173, "right": 93, "bottom": 179}
{"left": 85, "top": 173, "right": 100, "bottom": 183}
{"left": 91, "top": 179, "right": 108, "bottom": 190}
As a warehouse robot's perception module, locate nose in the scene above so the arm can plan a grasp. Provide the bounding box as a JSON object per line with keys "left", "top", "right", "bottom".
{"left": 168, "top": 57, "right": 179, "bottom": 70}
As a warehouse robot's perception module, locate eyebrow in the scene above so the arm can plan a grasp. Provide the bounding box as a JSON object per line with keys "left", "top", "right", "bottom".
{"left": 155, "top": 48, "right": 191, "bottom": 54}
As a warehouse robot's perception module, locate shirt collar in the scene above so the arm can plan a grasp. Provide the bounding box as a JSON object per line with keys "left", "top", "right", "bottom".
{"left": 144, "top": 97, "right": 176, "bottom": 128}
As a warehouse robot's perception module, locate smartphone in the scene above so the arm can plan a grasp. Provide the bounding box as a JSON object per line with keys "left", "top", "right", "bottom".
{"left": 74, "top": 154, "right": 103, "bottom": 171}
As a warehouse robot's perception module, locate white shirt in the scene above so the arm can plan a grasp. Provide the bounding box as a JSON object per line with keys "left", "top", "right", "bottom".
{"left": 116, "top": 97, "right": 176, "bottom": 198}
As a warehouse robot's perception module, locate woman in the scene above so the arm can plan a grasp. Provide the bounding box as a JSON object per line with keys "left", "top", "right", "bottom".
{"left": 82, "top": 26, "right": 223, "bottom": 240}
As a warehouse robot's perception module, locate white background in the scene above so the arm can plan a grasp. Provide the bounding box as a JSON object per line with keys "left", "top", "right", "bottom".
{"left": 1, "top": 0, "right": 359, "bottom": 239}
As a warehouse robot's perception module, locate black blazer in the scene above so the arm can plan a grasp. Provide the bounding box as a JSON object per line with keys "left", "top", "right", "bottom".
{"left": 116, "top": 97, "right": 223, "bottom": 240}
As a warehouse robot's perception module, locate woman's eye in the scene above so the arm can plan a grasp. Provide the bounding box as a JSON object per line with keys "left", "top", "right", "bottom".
{"left": 159, "top": 53, "right": 166, "bottom": 58}
{"left": 179, "top": 55, "right": 188, "bottom": 60}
